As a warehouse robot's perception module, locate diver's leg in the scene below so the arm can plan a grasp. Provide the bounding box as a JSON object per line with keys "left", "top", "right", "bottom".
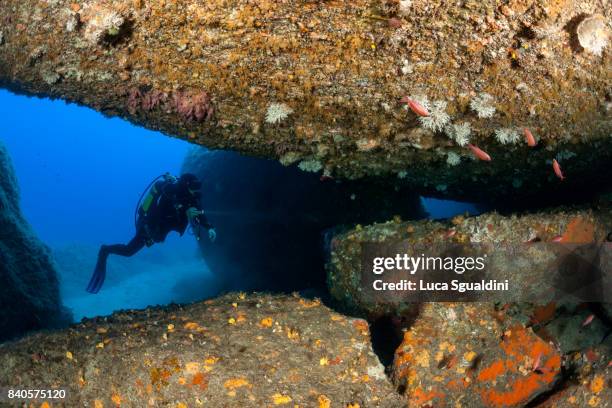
{"left": 86, "top": 245, "right": 110, "bottom": 294}
{"left": 103, "top": 235, "right": 147, "bottom": 257}
{"left": 86, "top": 234, "right": 146, "bottom": 294}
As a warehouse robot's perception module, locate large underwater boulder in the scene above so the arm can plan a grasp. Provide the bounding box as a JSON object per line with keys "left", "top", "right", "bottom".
{"left": 0, "top": 0, "right": 610, "bottom": 203}
{"left": 392, "top": 302, "right": 563, "bottom": 408}
{"left": 0, "top": 142, "right": 72, "bottom": 341}
{"left": 0, "top": 293, "right": 403, "bottom": 407}
{"left": 182, "top": 148, "right": 426, "bottom": 292}
{"left": 327, "top": 207, "right": 611, "bottom": 318}
{"left": 327, "top": 206, "right": 612, "bottom": 406}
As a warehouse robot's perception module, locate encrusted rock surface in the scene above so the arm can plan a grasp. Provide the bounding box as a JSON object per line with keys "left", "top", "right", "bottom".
{"left": 327, "top": 208, "right": 611, "bottom": 317}
{"left": 535, "top": 348, "right": 611, "bottom": 408}
{"left": 392, "top": 303, "right": 563, "bottom": 408}
{"left": 0, "top": 1, "right": 610, "bottom": 201}
{"left": 0, "top": 293, "right": 403, "bottom": 407}
{"left": 327, "top": 206, "right": 611, "bottom": 407}
{"left": 0, "top": 141, "right": 72, "bottom": 342}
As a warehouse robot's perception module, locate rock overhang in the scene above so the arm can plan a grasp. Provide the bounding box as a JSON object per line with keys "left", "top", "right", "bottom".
{"left": 0, "top": 0, "right": 609, "bottom": 203}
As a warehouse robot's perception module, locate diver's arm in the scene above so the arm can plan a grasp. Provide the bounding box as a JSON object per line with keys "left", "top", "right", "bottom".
{"left": 198, "top": 211, "right": 213, "bottom": 230}
{"left": 185, "top": 207, "right": 212, "bottom": 229}
{"left": 186, "top": 207, "right": 216, "bottom": 242}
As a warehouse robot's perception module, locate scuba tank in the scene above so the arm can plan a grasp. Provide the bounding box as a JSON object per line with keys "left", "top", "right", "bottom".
{"left": 134, "top": 173, "right": 176, "bottom": 228}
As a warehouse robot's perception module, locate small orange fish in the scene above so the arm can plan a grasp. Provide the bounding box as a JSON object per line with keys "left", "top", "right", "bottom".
{"left": 532, "top": 353, "right": 543, "bottom": 372}
{"left": 524, "top": 128, "right": 537, "bottom": 147}
{"left": 400, "top": 96, "right": 430, "bottom": 117}
{"left": 468, "top": 144, "right": 492, "bottom": 161}
{"left": 444, "top": 229, "right": 456, "bottom": 238}
{"left": 582, "top": 314, "right": 595, "bottom": 327}
{"left": 551, "top": 235, "right": 564, "bottom": 243}
{"left": 552, "top": 159, "right": 564, "bottom": 180}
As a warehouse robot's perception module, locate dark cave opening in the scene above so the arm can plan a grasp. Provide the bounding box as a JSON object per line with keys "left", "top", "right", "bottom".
{"left": 369, "top": 315, "right": 409, "bottom": 369}
{"left": 182, "top": 148, "right": 437, "bottom": 295}
{"left": 0, "top": 95, "right": 484, "bottom": 336}
{"left": 179, "top": 148, "right": 495, "bottom": 308}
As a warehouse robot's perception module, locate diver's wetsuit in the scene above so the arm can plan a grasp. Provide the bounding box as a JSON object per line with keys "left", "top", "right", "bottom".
{"left": 86, "top": 175, "right": 213, "bottom": 294}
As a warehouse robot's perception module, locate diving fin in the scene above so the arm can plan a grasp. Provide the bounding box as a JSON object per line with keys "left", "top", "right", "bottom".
{"left": 86, "top": 258, "right": 107, "bottom": 294}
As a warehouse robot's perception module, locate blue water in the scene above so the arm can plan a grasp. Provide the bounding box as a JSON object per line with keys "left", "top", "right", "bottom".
{"left": 0, "top": 89, "right": 477, "bottom": 320}
{"left": 0, "top": 90, "right": 191, "bottom": 246}
{"left": 0, "top": 90, "right": 215, "bottom": 320}
{"left": 422, "top": 197, "right": 478, "bottom": 219}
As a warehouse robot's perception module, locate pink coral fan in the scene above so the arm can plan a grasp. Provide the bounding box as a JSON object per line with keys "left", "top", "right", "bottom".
{"left": 171, "top": 91, "right": 214, "bottom": 123}
{"left": 126, "top": 88, "right": 142, "bottom": 115}
{"left": 141, "top": 90, "right": 167, "bottom": 112}
{"left": 127, "top": 88, "right": 214, "bottom": 123}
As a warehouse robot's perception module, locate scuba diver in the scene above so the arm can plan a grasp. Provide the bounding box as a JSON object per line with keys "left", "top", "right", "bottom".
{"left": 86, "top": 173, "right": 216, "bottom": 294}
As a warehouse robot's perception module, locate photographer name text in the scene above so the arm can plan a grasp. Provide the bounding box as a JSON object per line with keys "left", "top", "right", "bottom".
{"left": 371, "top": 253, "right": 509, "bottom": 293}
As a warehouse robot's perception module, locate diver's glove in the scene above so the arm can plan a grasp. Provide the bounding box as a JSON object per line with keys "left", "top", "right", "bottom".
{"left": 186, "top": 207, "right": 202, "bottom": 223}
{"left": 208, "top": 228, "right": 217, "bottom": 242}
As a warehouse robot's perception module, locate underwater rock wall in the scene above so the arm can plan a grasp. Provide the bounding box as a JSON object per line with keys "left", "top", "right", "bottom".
{"left": 327, "top": 207, "right": 612, "bottom": 317}
{"left": 327, "top": 207, "right": 612, "bottom": 407}
{"left": 393, "top": 303, "right": 563, "bottom": 407}
{"left": 391, "top": 302, "right": 611, "bottom": 408}
{"left": 0, "top": 293, "right": 404, "bottom": 407}
{"left": 0, "top": 142, "right": 72, "bottom": 342}
{"left": 182, "top": 147, "right": 426, "bottom": 292}
{"left": 0, "top": 1, "right": 610, "bottom": 202}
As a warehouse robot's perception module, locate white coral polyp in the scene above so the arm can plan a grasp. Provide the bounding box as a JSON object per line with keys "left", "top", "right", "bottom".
{"left": 398, "top": 0, "right": 413, "bottom": 17}
{"left": 265, "top": 103, "right": 293, "bottom": 124}
{"left": 445, "top": 122, "right": 471, "bottom": 146}
{"left": 446, "top": 151, "right": 461, "bottom": 166}
{"left": 298, "top": 159, "right": 322, "bottom": 173}
{"left": 84, "top": 10, "right": 125, "bottom": 44}
{"left": 419, "top": 100, "right": 450, "bottom": 133}
{"left": 494, "top": 128, "right": 521, "bottom": 145}
{"left": 470, "top": 93, "right": 496, "bottom": 118}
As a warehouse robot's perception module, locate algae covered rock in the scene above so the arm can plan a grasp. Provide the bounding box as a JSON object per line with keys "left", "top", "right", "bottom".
{"left": 0, "top": 293, "right": 403, "bottom": 407}
{"left": 536, "top": 344, "right": 611, "bottom": 408}
{"left": 327, "top": 208, "right": 611, "bottom": 317}
{"left": 392, "top": 303, "right": 563, "bottom": 408}
{"left": 327, "top": 207, "right": 611, "bottom": 407}
{"left": 0, "top": 141, "right": 72, "bottom": 341}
